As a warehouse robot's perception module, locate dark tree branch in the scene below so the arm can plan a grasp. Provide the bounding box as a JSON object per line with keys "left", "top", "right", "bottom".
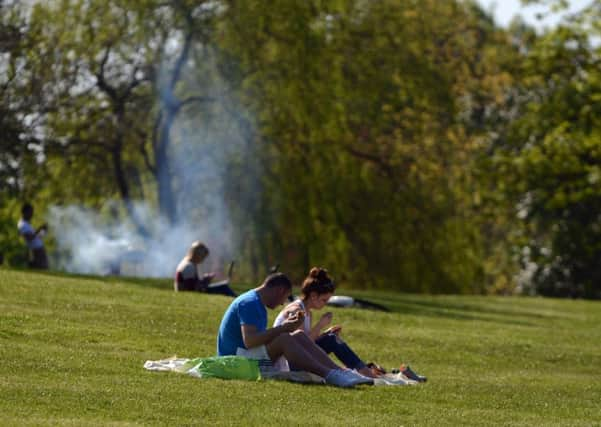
{"left": 95, "top": 45, "right": 119, "bottom": 101}
{"left": 180, "top": 95, "right": 215, "bottom": 108}
{"left": 136, "top": 128, "right": 157, "bottom": 176}
{"left": 151, "top": 110, "right": 163, "bottom": 158}
{"left": 344, "top": 145, "right": 396, "bottom": 180}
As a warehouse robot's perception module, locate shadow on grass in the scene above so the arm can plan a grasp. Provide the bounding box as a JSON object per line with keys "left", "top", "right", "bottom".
{"left": 3, "top": 268, "right": 557, "bottom": 327}
{"left": 402, "top": 298, "right": 548, "bottom": 317}
{"left": 335, "top": 291, "right": 555, "bottom": 327}
{"left": 387, "top": 300, "right": 538, "bottom": 326}
{"left": 103, "top": 274, "right": 547, "bottom": 327}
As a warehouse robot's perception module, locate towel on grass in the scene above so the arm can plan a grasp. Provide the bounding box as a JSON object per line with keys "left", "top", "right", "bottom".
{"left": 144, "top": 356, "right": 418, "bottom": 386}
{"left": 144, "top": 356, "right": 324, "bottom": 384}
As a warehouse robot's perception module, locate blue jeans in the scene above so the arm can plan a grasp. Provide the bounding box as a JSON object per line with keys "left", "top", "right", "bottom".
{"left": 315, "top": 333, "right": 366, "bottom": 370}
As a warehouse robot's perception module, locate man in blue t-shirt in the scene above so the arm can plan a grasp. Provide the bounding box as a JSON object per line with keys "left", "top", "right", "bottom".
{"left": 217, "top": 287, "right": 268, "bottom": 356}
{"left": 216, "top": 273, "right": 373, "bottom": 388}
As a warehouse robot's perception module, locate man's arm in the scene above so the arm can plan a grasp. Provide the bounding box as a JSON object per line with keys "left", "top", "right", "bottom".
{"left": 278, "top": 305, "right": 310, "bottom": 336}
{"left": 20, "top": 224, "right": 47, "bottom": 242}
{"left": 241, "top": 315, "right": 303, "bottom": 349}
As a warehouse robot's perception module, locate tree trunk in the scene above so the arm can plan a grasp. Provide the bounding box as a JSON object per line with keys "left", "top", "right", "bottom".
{"left": 112, "top": 139, "right": 150, "bottom": 237}
{"left": 155, "top": 112, "right": 177, "bottom": 225}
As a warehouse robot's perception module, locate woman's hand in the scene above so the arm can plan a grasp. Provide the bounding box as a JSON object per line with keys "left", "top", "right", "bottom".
{"left": 318, "top": 312, "right": 333, "bottom": 329}
{"left": 324, "top": 324, "right": 342, "bottom": 335}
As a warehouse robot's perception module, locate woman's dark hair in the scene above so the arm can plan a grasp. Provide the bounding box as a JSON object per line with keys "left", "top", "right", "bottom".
{"left": 263, "top": 272, "right": 292, "bottom": 290}
{"left": 301, "top": 267, "right": 335, "bottom": 299}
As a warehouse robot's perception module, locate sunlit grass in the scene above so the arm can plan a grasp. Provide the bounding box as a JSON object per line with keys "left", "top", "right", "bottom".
{"left": 1, "top": 269, "right": 600, "bottom": 426}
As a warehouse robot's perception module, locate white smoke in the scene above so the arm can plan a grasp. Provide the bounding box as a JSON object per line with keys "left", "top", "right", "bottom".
{"left": 45, "top": 97, "right": 257, "bottom": 278}
{"left": 47, "top": 198, "right": 234, "bottom": 278}
{"left": 46, "top": 100, "right": 253, "bottom": 279}
{"left": 46, "top": 106, "right": 246, "bottom": 277}
{"left": 46, "top": 36, "right": 260, "bottom": 279}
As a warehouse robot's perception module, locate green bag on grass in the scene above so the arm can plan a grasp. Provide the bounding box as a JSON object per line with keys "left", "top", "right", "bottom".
{"left": 183, "top": 356, "right": 261, "bottom": 381}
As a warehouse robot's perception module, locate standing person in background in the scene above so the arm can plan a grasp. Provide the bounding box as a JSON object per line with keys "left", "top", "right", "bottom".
{"left": 274, "top": 267, "right": 380, "bottom": 378}
{"left": 174, "top": 241, "right": 236, "bottom": 297}
{"left": 18, "top": 203, "right": 49, "bottom": 269}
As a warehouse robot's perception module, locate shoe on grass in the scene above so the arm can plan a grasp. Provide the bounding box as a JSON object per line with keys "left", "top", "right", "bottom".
{"left": 374, "top": 374, "right": 418, "bottom": 386}
{"left": 347, "top": 370, "right": 375, "bottom": 385}
{"left": 325, "top": 369, "right": 356, "bottom": 388}
{"left": 401, "top": 365, "right": 427, "bottom": 382}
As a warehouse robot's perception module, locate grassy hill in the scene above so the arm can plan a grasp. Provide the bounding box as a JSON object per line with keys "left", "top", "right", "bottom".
{"left": 1, "top": 268, "right": 600, "bottom": 426}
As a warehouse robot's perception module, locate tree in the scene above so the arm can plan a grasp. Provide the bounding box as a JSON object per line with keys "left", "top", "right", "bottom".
{"left": 498, "top": 1, "right": 601, "bottom": 298}
{"left": 0, "top": 0, "right": 49, "bottom": 265}
{"left": 20, "top": 0, "right": 221, "bottom": 229}
{"left": 217, "top": 0, "right": 519, "bottom": 291}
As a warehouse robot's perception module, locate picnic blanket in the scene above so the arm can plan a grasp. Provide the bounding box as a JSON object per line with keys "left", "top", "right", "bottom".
{"left": 144, "top": 356, "right": 418, "bottom": 386}
{"left": 144, "top": 356, "right": 324, "bottom": 384}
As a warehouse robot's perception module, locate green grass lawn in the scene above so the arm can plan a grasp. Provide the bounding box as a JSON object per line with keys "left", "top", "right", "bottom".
{"left": 1, "top": 268, "right": 600, "bottom": 426}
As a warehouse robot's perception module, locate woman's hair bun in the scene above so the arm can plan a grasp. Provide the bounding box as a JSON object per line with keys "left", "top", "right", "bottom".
{"left": 309, "top": 267, "right": 321, "bottom": 278}
{"left": 309, "top": 267, "right": 329, "bottom": 280}
{"left": 301, "top": 267, "right": 335, "bottom": 298}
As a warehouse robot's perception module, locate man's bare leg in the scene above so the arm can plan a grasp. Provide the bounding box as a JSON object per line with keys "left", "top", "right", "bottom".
{"left": 290, "top": 330, "right": 341, "bottom": 370}
{"left": 265, "top": 333, "right": 332, "bottom": 377}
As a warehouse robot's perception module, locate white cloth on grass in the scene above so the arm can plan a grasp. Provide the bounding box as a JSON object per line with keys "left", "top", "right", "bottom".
{"left": 235, "top": 345, "right": 276, "bottom": 373}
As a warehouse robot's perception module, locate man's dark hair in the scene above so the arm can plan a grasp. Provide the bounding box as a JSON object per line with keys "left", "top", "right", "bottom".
{"left": 21, "top": 203, "right": 33, "bottom": 217}
{"left": 263, "top": 272, "right": 292, "bottom": 290}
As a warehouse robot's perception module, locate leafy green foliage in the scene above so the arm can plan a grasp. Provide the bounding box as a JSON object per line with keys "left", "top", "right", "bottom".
{"left": 498, "top": 4, "right": 601, "bottom": 298}
{"left": 216, "top": 0, "right": 520, "bottom": 292}
{"left": 2, "top": 0, "right": 600, "bottom": 297}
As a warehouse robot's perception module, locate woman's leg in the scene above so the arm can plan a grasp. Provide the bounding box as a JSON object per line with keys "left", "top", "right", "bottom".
{"left": 315, "top": 333, "right": 366, "bottom": 371}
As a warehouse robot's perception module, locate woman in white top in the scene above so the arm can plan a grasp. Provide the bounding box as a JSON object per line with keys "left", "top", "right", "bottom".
{"left": 274, "top": 267, "right": 377, "bottom": 378}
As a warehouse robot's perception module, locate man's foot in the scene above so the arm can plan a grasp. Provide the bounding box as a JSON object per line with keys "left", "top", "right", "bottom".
{"left": 400, "top": 365, "right": 427, "bottom": 382}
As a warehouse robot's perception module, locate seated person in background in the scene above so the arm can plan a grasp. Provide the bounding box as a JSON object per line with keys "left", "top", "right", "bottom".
{"left": 216, "top": 272, "right": 373, "bottom": 387}
{"left": 18, "top": 202, "right": 49, "bottom": 270}
{"left": 274, "top": 267, "right": 380, "bottom": 378}
{"left": 174, "top": 241, "right": 236, "bottom": 297}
